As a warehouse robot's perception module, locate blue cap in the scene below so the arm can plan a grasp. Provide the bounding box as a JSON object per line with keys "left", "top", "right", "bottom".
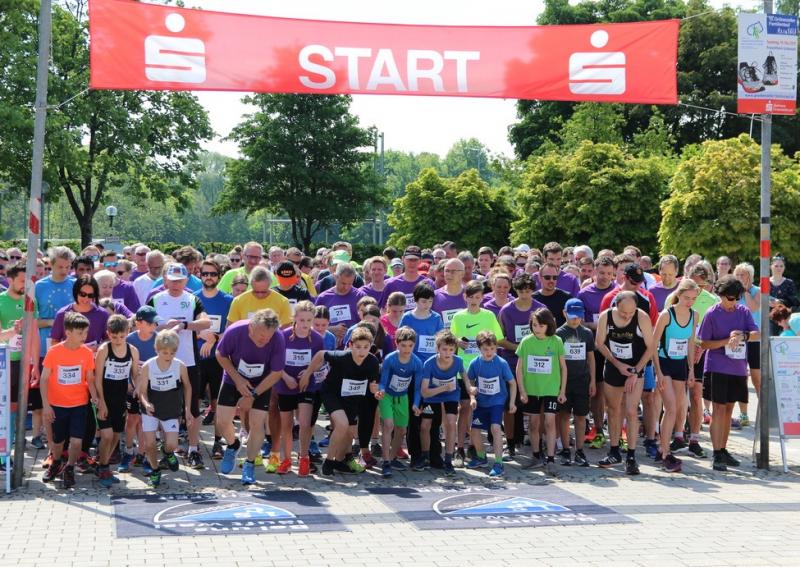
{"left": 565, "top": 298, "right": 585, "bottom": 319}
{"left": 135, "top": 305, "right": 160, "bottom": 324}
{"left": 165, "top": 263, "right": 189, "bottom": 281}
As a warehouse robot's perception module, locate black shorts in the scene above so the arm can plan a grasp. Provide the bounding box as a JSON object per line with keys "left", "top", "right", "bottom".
{"left": 98, "top": 381, "right": 128, "bottom": 432}
{"left": 320, "top": 388, "right": 362, "bottom": 426}
{"left": 603, "top": 365, "right": 635, "bottom": 389}
{"left": 747, "top": 341, "right": 761, "bottom": 370}
{"left": 52, "top": 405, "right": 88, "bottom": 444}
{"left": 278, "top": 393, "right": 300, "bottom": 412}
{"left": 217, "top": 381, "right": 270, "bottom": 412}
{"left": 659, "top": 357, "right": 689, "bottom": 381}
{"left": 10, "top": 360, "right": 20, "bottom": 405}
{"left": 703, "top": 372, "right": 749, "bottom": 404}
{"left": 521, "top": 396, "right": 558, "bottom": 415}
{"left": 693, "top": 351, "right": 706, "bottom": 384}
{"left": 187, "top": 365, "right": 202, "bottom": 418}
{"left": 198, "top": 356, "right": 224, "bottom": 400}
{"left": 126, "top": 392, "right": 141, "bottom": 415}
{"left": 558, "top": 383, "right": 590, "bottom": 416}
{"left": 420, "top": 401, "right": 459, "bottom": 419}
{"left": 28, "top": 387, "right": 43, "bottom": 411}
{"left": 459, "top": 379, "right": 470, "bottom": 401}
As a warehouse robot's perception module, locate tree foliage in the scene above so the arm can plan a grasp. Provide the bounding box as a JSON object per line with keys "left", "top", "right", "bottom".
{"left": 510, "top": 142, "right": 672, "bottom": 254}
{"left": 388, "top": 168, "right": 513, "bottom": 252}
{"left": 214, "top": 94, "right": 383, "bottom": 251}
{"left": 658, "top": 135, "right": 800, "bottom": 262}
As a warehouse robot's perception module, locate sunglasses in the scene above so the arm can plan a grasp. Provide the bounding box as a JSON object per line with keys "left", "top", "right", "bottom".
{"left": 78, "top": 291, "right": 96, "bottom": 298}
{"left": 230, "top": 257, "right": 242, "bottom": 263}
{"left": 516, "top": 263, "right": 526, "bottom": 268}
{"left": 135, "top": 252, "right": 147, "bottom": 256}
{"left": 541, "top": 275, "right": 558, "bottom": 281}
{"left": 9, "top": 256, "right": 21, "bottom": 261}
{"left": 723, "top": 295, "right": 740, "bottom": 301}
{"left": 116, "top": 270, "right": 126, "bottom": 276}
{"left": 200, "top": 271, "right": 219, "bottom": 277}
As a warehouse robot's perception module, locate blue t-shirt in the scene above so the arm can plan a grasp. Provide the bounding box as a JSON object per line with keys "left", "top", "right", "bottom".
{"left": 35, "top": 276, "right": 75, "bottom": 355}
{"left": 153, "top": 274, "right": 203, "bottom": 294}
{"left": 467, "top": 354, "right": 514, "bottom": 408}
{"left": 399, "top": 310, "right": 444, "bottom": 361}
{"left": 380, "top": 351, "right": 423, "bottom": 397}
{"left": 127, "top": 330, "right": 157, "bottom": 362}
{"left": 321, "top": 330, "right": 337, "bottom": 350}
{"left": 193, "top": 289, "right": 233, "bottom": 358}
{"left": 418, "top": 354, "right": 464, "bottom": 406}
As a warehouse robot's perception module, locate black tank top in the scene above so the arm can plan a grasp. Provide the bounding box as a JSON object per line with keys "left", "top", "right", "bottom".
{"left": 604, "top": 310, "right": 647, "bottom": 366}
{"left": 102, "top": 343, "right": 133, "bottom": 396}
{"left": 145, "top": 358, "right": 183, "bottom": 421}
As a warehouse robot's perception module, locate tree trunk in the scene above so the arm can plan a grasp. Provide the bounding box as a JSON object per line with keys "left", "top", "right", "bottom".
{"left": 78, "top": 214, "right": 93, "bottom": 248}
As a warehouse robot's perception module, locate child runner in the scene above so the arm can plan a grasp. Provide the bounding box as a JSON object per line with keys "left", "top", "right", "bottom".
{"left": 137, "top": 330, "right": 193, "bottom": 487}
{"left": 466, "top": 331, "right": 516, "bottom": 477}
{"left": 555, "top": 299, "right": 595, "bottom": 467}
{"left": 311, "top": 305, "right": 337, "bottom": 455}
{"left": 377, "top": 326, "right": 423, "bottom": 478}
{"left": 95, "top": 315, "right": 140, "bottom": 487}
{"left": 380, "top": 292, "right": 407, "bottom": 341}
{"left": 40, "top": 312, "right": 99, "bottom": 488}
{"left": 516, "top": 308, "right": 567, "bottom": 476}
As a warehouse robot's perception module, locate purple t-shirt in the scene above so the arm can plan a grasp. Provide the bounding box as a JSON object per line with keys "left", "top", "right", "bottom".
{"left": 217, "top": 319, "right": 286, "bottom": 385}
{"left": 649, "top": 282, "right": 678, "bottom": 312}
{"left": 482, "top": 296, "right": 513, "bottom": 317}
{"left": 130, "top": 269, "right": 147, "bottom": 282}
{"left": 578, "top": 282, "right": 616, "bottom": 324}
{"left": 273, "top": 328, "right": 325, "bottom": 395}
{"left": 51, "top": 303, "right": 110, "bottom": 349}
{"left": 361, "top": 283, "right": 386, "bottom": 304}
{"left": 698, "top": 303, "right": 758, "bottom": 376}
{"left": 112, "top": 279, "right": 142, "bottom": 313}
{"left": 379, "top": 274, "right": 431, "bottom": 310}
{"left": 432, "top": 287, "right": 466, "bottom": 328}
{"left": 314, "top": 286, "right": 365, "bottom": 330}
{"left": 534, "top": 271, "right": 581, "bottom": 297}
{"left": 498, "top": 298, "right": 547, "bottom": 367}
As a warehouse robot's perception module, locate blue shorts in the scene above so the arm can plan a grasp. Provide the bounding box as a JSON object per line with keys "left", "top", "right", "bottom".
{"left": 471, "top": 405, "right": 504, "bottom": 430}
{"left": 52, "top": 404, "right": 89, "bottom": 444}
{"left": 643, "top": 364, "right": 656, "bottom": 392}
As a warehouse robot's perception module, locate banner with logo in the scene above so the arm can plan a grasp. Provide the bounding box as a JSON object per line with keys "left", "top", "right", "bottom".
{"left": 0, "top": 347, "right": 9, "bottom": 456}
{"left": 89, "top": 0, "right": 679, "bottom": 104}
{"left": 737, "top": 13, "right": 798, "bottom": 115}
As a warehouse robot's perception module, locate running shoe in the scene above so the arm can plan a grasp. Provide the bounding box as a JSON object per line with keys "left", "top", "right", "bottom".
{"left": 76, "top": 453, "right": 96, "bottom": 475}
{"left": 165, "top": 453, "right": 179, "bottom": 472}
{"left": 501, "top": 448, "right": 513, "bottom": 463}
{"left": 466, "top": 456, "right": 489, "bottom": 469}
{"left": 618, "top": 438, "right": 628, "bottom": 452}
{"left": 321, "top": 459, "right": 335, "bottom": 476}
{"left": 158, "top": 456, "right": 170, "bottom": 471}
{"left": 241, "top": 460, "right": 256, "bottom": 485}
{"left": 584, "top": 426, "right": 597, "bottom": 444}
{"left": 202, "top": 409, "right": 216, "bottom": 426}
{"left": 467, "top": 445, "right": 478, "bottom": 460}
{"left": 721, "top": 449, "right": 740, "bottom": 467}
{"left": 573, "top": 449, "right": 590, "bottom": 468}
{"left": 713, "top": 454, "right": 727, "bottom": 471}
{"left": 220, "top": 445, "right": 240, "bottom": 474}
{"left": 360, "top": 450, "right": 378, "bottom": 469}
{"left": 730, "top": 417, "right": 742, "bottom": 430}
{"left": 625, "top": 458, "right": 640, "bottom": 476}
{"left": 523, "top": 454, "right": 544, "bottom": 469}
{"left": 598, "top": 453, "right": 622, "bottom": 468}
{"left": 687, "top": 441, "right": 706, "bottom": 458}
{"left": 444, "top": 461, "right": 456, "bottom": 476}
{"left": 390, "top": 459, "right": 407, "bottom": 471}
{"left": 545, "top": 460, "right": 558, "bottom": 477}
{"left": 98, "top": 468, "right": 115, "bottom": 488}
{"left": 739, "top": 414, "right": 750, "bottom": 427}
{"left": 654, "top": 451, "right": 663, "bottom": 464}
{"left": 371, "top": 442, "right": 383, "bottom": 459}
{"left": 149, "top": 469, "right": 162, "bottom": 487}
{"left": 241, "top": 454, "right": 263, "bottom": 467}
{"left": 187, "top": 451, "right": 204, "bottom": 470}
{"left": 589, "top": 433, "right": 606, "bottom": 450}
{"left": 43, "top": 459, "right": 64, "bottom": 483}
{"left": 345, "top": 457, "right": 365, "bottom": 474}
{"left": 42, "top": 452, "right": 55, "bottom": 469}
{"left": 30, "top": 435, "right": 45, "bottom": 450}
{"left": 412, "top": 458, "right": 429, "bottom": 471}
{"left": 644, "top": 440, "right": 659, "bottom": 459}
{"left": 277, "top": 459, "right": 292, "bottom": 475}
{"left": 264, "top": 454, "right": 280, "bottom": 473}
{"left": 396, "top": 447, "right": 409, "bottom": 460}
{"left": 211, "top": 441, "right": 224, "bottom": 460}
{"left": 298, "top": 456, "right": 311, "bottom": 478}
{"left": 738, "top": 61, "right": 766, "bottom": 93}
{"left": 133, "top": 453, "right": 145, "bottom": 467}
{"left": 453, "top": 448, "right": 465, "bottom": 468}
{"left": 763, "top": 51, "right": 779, "bottom": 85}
{"left": 703, "top": 409, "right": 712, "bottom": 425}
{"left": 309, "top": 440, "right": 322, "bottom": 461}
{"left": 318, "top": 435, "right": 330, "bottom": 448}
{"left": 260, "top": 439, "right": 271, "bottom": 457}
{"left": 118, "top": 453, "right": 133, "bottom": 473}
{"left": 488, "top": 463, "right": 505, "bottom": 477}
{"left": 142, "top": 460, "right": 153, "bottom": 475}
{"left": 670, "top": 437, "right": 688, "bottom": 453}
{"left": 663, "top": 454, "right": 682, "bottom": 473}
{"left": 382, "top": 461, "right": 393, "bottom": 478}
{"left": 559, "top": 448, "right": 572, "bottom": 466}
{"left": 61, "top": 465, "right": 76, "bottom": 488}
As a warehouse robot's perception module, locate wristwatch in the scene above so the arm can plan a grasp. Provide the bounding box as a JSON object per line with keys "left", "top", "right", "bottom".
{"left": 183, "top": 321, "right": 189, "bottom": 330}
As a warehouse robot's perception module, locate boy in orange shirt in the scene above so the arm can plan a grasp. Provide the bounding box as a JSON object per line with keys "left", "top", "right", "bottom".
{"left": 40, "top": 312, "right": 99, "bottom": 488}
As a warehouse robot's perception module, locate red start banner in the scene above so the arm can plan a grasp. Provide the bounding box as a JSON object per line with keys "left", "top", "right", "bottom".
{"left": 89, "top": 0, "right": 679, "bottom": 104}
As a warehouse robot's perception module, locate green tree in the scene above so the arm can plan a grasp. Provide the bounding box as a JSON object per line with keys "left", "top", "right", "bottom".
{"left": 510, "top": 142, "right": 672, "bottom": 253}
{"left": 387, "top": 168, "right": 513, "bottom": 252}
{"left": 215, "top": 94, "right": 383, "bottom": 251}
{"left": 441, "top": 138, "right": 496, "bottom": 183}
{"left": 0, "top": 1, "right": 212, "bottom": 246}
{"left": 658, "top": 135, "right": 800, "bottom": 262}
{"left": 559, "top": 103, "right": 626, "bottom": 151}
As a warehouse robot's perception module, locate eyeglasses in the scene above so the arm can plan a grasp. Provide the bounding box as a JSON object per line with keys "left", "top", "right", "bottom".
{"left": 541, "top": 275, "right": 558, "bottom": 281}
{"left": 245, "top": 254, "right": 261, "bottom": 261}
{"left": 116, "top": 270, "right": 126, "bottom": 276}
{"left": 135, "top": 252, "right": 147, "bottom": 256}
{"left": 516, "top": 263, "right": 526, "bottom": 268}
{"left": 200, "top": 271, "right": 219, "bottom": 277}
{"left": 78, "top": 291, "right": 96, "bottom": 298}
{"left": 9, "top": 255, "right": 21, "bottom": 261}
{"left": 149, "top": 264, "right": 163, "bottom": 271}
{"left": 230, "top": 257, "right": 242, "bottom": 263}
{"left": 44, "top": 267, "right": 51, "bottom": 272}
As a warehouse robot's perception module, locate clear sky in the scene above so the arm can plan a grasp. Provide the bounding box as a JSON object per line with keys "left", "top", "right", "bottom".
{"left": 185, "top": 0, "right": 758, "bottom": 159}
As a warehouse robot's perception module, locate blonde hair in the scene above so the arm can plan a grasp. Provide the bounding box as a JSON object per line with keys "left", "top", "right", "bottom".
{"left": 291, "top": 300, "right": 315, "bottom": 340}
{"left": 734, "top": 262, "right": 755, "bottom": 280}
{"left": 155, "top": 329, "right": 180, "bottom": 352}
{"left": 669, "top": 278, "right": 699, "bottom": 305}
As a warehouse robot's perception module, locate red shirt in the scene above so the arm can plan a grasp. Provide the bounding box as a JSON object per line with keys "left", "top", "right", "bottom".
{"left": 600, "top": 286, "right": 659, "bottom": 326}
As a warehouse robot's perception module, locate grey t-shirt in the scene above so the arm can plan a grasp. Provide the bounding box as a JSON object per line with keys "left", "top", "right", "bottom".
{"left": 555, "top": 323, "right": 595, "bottom": 387}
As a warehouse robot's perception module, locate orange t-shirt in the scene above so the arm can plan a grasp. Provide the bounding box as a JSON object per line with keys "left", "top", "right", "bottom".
{"left": 43, "top": 343, "right": 95, "bottom": 408}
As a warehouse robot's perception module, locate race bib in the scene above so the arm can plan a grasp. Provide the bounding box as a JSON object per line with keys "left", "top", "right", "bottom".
{"left": 9, "top": 334, "right": 22, "bottom": 353}
{"left": 725, "top": 343, "right": 746, "bottom": 360}
{"left": 330, "top": 304, "right": 351, "bottom": 325}
{"left": 441, "top": 309, "right": 459, "bottom": 328}
{"left": 463, "top": 340, "right": 479, "bottom": 355}
{"left": 593, "top": 314, "right": 601, "bottom": 323}
{"left": 668, "top": 338, "right": 689, "bottom": 358}
{"left": 404, "top": 293, "right": 416, "bottom": 311}
{"left": 431, "top": 376, "right": 455, "bottom": 390}
{"left": 288, "top": 299, "right": 298, "bottom": 314}
{"left": 565, "top": 342, "right": 586, "bottom": 361}
{"left": 57, "top": 365, "right": 82, "bottom": 386}
{"left": 527, "top": 356, "right": 552, "bottom": 374}
{"left": 285, "top": 348, "right": 312, "bottom": 367}
{"left": 150, "top": 370, "right": 176, "bottom": 391}
{"left": 341, "top": 378, "right": 368, "bottom": 397}
{"left": 313, "top": 362, "right": 329, "bottom": 384}
{"left": 514, "top": 324, "right": 531, "bottom": 343}
{"left": 478, "top": 375, "right": 500, "bottom": 396}
{"left": 237, "top": 359, "right": 265, "bottom": 379}
{"left": 207, "top": 314, "right": 222, "bottom": 333}
{"left": 419, "top": 335, "right": 436, "bottom": 354}
{"left": 389, "top": 374, "right": 412, "bottom": 392}
{"left": 609, "top": 340, "right": 633, "bottom": 359}
{"left": 104, "top": 360, "right": 132, "bottom": 381}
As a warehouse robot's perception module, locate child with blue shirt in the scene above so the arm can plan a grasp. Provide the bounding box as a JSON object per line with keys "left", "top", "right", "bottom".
{"left": 466, "top": 331, "right": 516, "bottom": 477}
{"left": 399, "top": 282, "right": 443, "bottom": 361}
{"left": 377, "top": 326, "right": 423, "bottom": 478}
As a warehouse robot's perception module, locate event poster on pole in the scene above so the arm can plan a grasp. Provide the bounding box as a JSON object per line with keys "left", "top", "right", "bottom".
{"left": 0, "top": 347, "right": 9, "bottom": 456}
{"left": 737, "top": 13, "right": 798, "bottom": 115}
{"left": 769, "top": 337, "right": 800, "bottom": 436}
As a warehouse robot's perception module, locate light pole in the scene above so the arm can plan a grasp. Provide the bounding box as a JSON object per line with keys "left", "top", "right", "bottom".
{"left": 106, "top": 205, "right": 118, "bottom": 231}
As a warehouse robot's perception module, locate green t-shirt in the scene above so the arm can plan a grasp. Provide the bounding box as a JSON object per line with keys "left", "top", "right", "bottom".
{"left": 0, "top": 291, "right": 28, "bottom": 361}
{"left": 516, "top": 334, "right": 565, "bottom": 397}
{"left": 450, "top": 308, "right": 504, "bottom": 367}
{"left": 218, "top": 266, "right": 246, "bottom": 294}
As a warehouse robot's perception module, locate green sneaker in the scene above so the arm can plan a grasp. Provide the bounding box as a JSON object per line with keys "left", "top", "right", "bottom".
{"left": 619, "top": 437, "right": 628, "bottom": 452}
{"left": 589, "top": 433, "right": 605, "bottom": 450}
{"left": 165, "top": 453, "right": 179, "bottom": 472}
{"left": 739, "top": 414, "right": 750, "bottom": 427}
{"left": 264, "top": 454, "right": 280, "bottom": 473}
{"left": 149, "top": 470, "right": 161, "bottom": 487}
{"left": 346, "top": 457, "right": 365, "bottom": 473}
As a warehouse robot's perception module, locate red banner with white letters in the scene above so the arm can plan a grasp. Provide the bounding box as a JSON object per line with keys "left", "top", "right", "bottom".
{"left": 89, "top": 0, "right": 679, "bottom": 104}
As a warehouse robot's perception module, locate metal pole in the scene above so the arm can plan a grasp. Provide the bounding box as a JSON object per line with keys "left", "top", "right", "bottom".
{"left": 756, "top": 0, "right": 773, "bottom": 470}
{"left": 14, "top": 0, "right": 51, "bottom": 489}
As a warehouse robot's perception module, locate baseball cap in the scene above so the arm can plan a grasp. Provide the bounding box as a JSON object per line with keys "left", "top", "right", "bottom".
{"left": 331, "top": 250, "right": 351, "bottom": 265}
{"left": 390, "top": 258, "right": 403, "bottom": 268}
{"left": 624, "top": 264, "right": 645, "bottom": 284}
{"left": 565, "top": 298, "right": 585, "bottom": 320}
{"left": 514, "top": 244, "right": 531, "bottom": 253}
{"left": 403, "top": 246, "right": 422, "bottom": 259}
{"left": 165, "top": 263, "right": 189, "bottom": 281}
{"left": 275, "top": 261, "right": 299, "bottom": 287}
{"left": 421, "top": 251, "right": 434, "bottom": 262}
{"left": 790, "top": 313, "right": 800, "bottom": 335}
{"left": 135, "top": 305, "right": 160, "bottom": 324}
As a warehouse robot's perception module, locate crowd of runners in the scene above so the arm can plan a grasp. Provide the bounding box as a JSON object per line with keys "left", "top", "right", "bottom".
{"left": 0, "top": 239, "right": 795, "bottom": 488}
